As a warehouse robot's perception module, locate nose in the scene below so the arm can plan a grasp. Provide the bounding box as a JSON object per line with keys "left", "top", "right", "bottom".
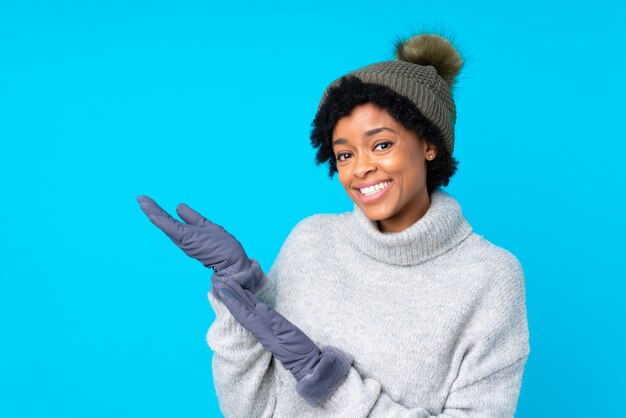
{"left": 352, "top": 153, "right": 377, "bottom": 178}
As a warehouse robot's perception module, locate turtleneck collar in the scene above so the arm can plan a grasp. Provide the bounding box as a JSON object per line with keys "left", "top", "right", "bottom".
{"left": 349, "top": 188, "right": 473, "bottom": 265}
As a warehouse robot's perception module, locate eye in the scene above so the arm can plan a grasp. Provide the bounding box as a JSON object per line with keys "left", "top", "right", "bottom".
{"left": 336, "top": 152, "right": 352, "bottom": 161}
{"left": 374, "top": 141, "right": 393, "bottom": 151}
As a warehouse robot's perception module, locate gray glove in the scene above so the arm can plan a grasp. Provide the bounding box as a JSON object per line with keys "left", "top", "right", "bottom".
{"left": 212, "top": 278, "right": 353, "bottom": 407}
{"left": 137, "top": 195, "right": 266, "bottom": 293}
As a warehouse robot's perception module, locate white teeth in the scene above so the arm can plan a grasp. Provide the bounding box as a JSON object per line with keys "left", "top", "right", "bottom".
{"left": 359, "top": 181, "right": 390, "bottom": 196}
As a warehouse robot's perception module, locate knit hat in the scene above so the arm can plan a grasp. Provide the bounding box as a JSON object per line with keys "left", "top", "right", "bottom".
{"left": 316, "top": 33, "right": 463, "bottom": 155}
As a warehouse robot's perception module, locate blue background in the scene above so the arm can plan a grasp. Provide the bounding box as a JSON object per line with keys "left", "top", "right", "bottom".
{"left": 1, "top": 1, "right": 624, "bottom": 416}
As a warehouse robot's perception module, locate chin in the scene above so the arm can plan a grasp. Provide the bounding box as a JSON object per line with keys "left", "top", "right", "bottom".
{"left": 358, "top": 204, "right": 396, "bottom": 222}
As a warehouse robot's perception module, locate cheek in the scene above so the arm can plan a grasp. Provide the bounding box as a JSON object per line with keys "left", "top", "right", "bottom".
{"left": 377, "top": 154, "right": 405, "bottom": 174}
{"left": 405, "top": 165, "right": 426, "bottom": 191}
{"left": 337, "top": 168, "right": 351, "bottom": 190}
{"left": 378, "top": 154, "right": 424, "bottom": 186}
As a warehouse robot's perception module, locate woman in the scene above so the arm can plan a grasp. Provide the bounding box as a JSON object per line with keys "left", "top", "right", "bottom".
{"left": 138, "top": 32, "right": 530, "bottom": 417}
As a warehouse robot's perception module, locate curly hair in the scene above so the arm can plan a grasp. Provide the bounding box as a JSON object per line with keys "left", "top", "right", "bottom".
{"left": 309, "top": 75, "right": 459, "bottom": 196}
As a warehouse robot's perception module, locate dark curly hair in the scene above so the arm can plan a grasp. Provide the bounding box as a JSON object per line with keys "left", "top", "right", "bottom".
{"left": 310, "top": 75, "right": 459, "bottom": 196}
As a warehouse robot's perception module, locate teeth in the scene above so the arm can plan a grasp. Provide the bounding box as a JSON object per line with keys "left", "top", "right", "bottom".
{"left": 359, "top": 181, "right": 390, "bottom": 196}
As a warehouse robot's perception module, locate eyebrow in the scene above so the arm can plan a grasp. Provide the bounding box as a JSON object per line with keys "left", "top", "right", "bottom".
{"left": 332, "top": 127, "right": 397, "bottom": 146}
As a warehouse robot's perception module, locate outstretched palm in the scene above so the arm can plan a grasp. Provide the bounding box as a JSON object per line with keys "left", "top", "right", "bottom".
{"left": 136, "top": 195, "right": 251, "bottom": 275}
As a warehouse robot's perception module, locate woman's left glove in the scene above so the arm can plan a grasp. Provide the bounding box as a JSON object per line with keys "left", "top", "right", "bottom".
{"left": 137, "top": 195, "right": 266, "bottom": 293}
{"left": 212, "top": 278, "right": 353, "bottom": 408}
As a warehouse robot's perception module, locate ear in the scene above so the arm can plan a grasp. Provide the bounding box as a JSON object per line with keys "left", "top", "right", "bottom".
{"left": 423, "top": 141, "right": 438, "bottom": 158}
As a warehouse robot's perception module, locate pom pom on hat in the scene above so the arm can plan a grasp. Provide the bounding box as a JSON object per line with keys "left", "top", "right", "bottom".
{"left": 394, "top": 34, "right": 463, "bottom": 90}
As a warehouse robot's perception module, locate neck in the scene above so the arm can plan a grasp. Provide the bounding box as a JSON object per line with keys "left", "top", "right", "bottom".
{"left": 376, "top": 190, "right": 431, "bottom": 233}
{"left": 350, "top": 189, "right": 473, "bottom": 265}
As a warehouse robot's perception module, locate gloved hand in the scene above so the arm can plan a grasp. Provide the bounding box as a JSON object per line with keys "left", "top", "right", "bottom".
{"left": 211, "top": 278, "right": 353, "bottom": 408}
{"left": 137, "top": 195, "right": 266, "bottom": 293}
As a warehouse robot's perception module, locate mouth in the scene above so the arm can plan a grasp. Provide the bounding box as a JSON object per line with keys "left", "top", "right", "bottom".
{"left": 353, "top": 180, "right": 393, "bottom": 203}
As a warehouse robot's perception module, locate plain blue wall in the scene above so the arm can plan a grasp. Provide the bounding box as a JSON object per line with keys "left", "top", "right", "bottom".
{"left": 1, "top": 1, "right": 624, "bottom": 416}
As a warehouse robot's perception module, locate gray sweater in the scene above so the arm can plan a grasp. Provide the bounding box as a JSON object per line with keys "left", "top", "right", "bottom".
{"left": 206, "top": 189, "right": 530, "bottom": 417}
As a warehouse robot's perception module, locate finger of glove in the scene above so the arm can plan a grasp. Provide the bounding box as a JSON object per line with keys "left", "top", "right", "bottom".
{"left": 176, "top": 203, "right": 230, "bottom": 233}
{"left": 213, "top": 281, "right": 308, "bottom": 361}
{"left": 148, "top": 214, "right": 186, "bottom": 244}
{"left": 219, "top": 289, "right": 268, "bottom": 333}
{"left": 212, "top": 280, "right": 256, "bottom": 312}
{"left": 137, "top": 195, "right": 178, "bottom": 222}
{"left": 212, "top": 279, "right": 258, "bottom": 310}
{"left": 176, "top": 203, "right": 217, "bottom": 227}
{"left": 212, "top": 282, "right": 275, "bottom": 340}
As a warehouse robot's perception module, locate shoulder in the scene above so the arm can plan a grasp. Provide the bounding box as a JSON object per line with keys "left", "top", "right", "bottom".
{"left": 273, "top": 211, "right": 350, "bottom": 259}
{"left": 264, "top": 212, "right": 350, "bottom": 303}
{"left": 283, "top": 211, "right": 351, "bottom": 244}
{"left": 447, "top": 234, "right": 531, "bottom": 363}
{"left": 461, "top": 233, "right": 529, "bottom": 341}
{"left": 259, "top": 212, "right": 347, "bottom": 305}
{"left": 459, "top": 232, "right": 525, "bottom": 283}
{"left": 454, "top": 233, "right": 528, "bottom": 323}
{"left": 292, "top": 211, "right": 350, "bottom": 231}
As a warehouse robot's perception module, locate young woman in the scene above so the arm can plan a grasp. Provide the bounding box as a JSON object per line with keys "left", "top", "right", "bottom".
{"left": 138, "top": 33, "right": 530, "bottom": 417}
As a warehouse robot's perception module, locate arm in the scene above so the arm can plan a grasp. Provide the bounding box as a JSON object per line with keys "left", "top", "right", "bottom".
{"left": 318, "top": 346, "right": 528, "bottom": 418}
{"left": 215, "top": 250, "right": 530, "bottom": 417}
{"left": 135, "top": 195, "right": 279, "bottom": 417}
{"left": 206, "top": 264, "right": 278, "bottom": 418}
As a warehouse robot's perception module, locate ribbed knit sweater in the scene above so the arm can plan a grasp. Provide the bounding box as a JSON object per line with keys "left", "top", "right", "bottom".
{"left": 206, "top": 189, "right": 530, "bottom": 417}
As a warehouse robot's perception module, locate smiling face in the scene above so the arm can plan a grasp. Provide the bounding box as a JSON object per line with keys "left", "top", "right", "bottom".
{"left": 332, "top": 102, "right": 438, "bottom": 233}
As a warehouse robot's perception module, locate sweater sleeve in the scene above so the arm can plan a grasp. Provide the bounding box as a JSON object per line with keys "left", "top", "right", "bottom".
{"left": 315, "top": 253, "right": 531, "bottom": 418}
{"left": 317, "top": 352, "right": 528, "bottom": 417}
{"left": 205, "top": 264, "right": 279, "bottom": 418}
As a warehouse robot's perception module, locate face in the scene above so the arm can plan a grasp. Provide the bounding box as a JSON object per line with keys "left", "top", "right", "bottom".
{"left": 332, "top": 103, "right": 437, "bottom": 233}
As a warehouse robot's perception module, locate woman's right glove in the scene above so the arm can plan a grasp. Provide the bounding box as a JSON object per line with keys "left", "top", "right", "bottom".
{"left": 211, "top": 278, "right": 353, "bottom": 408}
{"left": 137, "top": 195, "right": 266, "bottom": 293}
